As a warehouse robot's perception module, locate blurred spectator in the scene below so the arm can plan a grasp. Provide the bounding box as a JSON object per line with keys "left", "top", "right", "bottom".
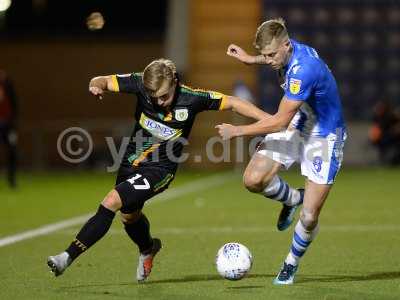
{"left": 0, "top": 70, "right": 18, "bottom": 188}
{"left": 369, "top": 100, "right": 400, "bottom": 165}
{"left": 233, "top": 80, "right": 254, "bottom": 103}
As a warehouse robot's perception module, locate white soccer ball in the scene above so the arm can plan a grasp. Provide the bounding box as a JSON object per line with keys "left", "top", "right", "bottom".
{"left": 215, "top": 242, "right": 253, "bottom": 280}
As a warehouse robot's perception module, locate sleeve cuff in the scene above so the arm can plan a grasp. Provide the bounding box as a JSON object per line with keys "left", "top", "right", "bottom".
{"left": 219, "top": 95, "right": 228, "bottom": 110}
{"left": 111, "top": 75, "right": 120, "bottom": 92}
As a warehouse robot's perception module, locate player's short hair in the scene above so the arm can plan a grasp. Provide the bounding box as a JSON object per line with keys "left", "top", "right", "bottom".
{"left": 143, "top": 58, "right": 177, "bottom": 94}
{"left": 253, "top": 18, "right": 289, "bottom": 50}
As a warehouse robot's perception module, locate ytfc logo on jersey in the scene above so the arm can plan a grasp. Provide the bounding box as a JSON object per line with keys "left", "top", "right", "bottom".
{"left": 289, "top": 78, "right": 302, "bottom": 95}
{"left": 140, "top": 113, "right": 182, "bottom": 140}
{"left": 174, "top": 108, "right": 188, "bottom": 121}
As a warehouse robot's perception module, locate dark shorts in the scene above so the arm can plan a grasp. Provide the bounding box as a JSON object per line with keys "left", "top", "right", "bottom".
{"left": 115, "top": 166, "right": 175, "bottom": 214}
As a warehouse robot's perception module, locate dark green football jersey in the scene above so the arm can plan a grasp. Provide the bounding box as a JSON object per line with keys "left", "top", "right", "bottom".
{"left": 113, "top": 73, "right": 227, "bottom": 172}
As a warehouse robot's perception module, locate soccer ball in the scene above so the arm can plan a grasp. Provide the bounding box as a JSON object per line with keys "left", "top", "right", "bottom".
{"left": 215, "top": 242, "right": 253, "bottom": 280}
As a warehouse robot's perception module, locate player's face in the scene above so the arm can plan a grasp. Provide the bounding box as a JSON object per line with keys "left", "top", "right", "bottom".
{"left": 260, "top": 39, "right": 291, "bottom": 70}
{"left": 149, "top": 79, "right": 177, "bottom": 109}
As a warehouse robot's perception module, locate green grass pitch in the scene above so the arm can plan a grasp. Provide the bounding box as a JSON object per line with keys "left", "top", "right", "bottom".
{"left": 1, "top": 168, "right": 400, "bottom": 299}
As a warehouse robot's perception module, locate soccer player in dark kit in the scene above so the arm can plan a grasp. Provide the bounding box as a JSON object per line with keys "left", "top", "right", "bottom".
{"left": 47, "top": 58, "right": 269, "bottom": 282}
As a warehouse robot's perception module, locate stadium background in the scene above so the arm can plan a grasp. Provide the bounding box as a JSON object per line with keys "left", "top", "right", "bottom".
{"left": 1, "top": 0, "right": 398, "bottom": 169}
{"left": 1, "top": 1, "right": 400, "bottom": 299}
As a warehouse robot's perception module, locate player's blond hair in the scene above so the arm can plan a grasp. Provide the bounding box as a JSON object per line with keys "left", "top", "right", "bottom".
{"left": 143, "top": 58, "right": 177, "bottom": 94}
{"left": 253, "top": 18, "right": 289, "bottom": 50}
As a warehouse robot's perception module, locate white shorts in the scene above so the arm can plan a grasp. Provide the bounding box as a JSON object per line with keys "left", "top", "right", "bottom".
{"left": 256, "top": 130, "right": 346, "bottom": 184}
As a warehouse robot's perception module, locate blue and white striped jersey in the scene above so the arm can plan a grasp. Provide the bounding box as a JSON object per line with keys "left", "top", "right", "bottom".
{"left": 281, "top": 39, "right": 346, "bottom": 138}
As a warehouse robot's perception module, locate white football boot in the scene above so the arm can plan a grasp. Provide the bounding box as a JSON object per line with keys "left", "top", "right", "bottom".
{"left": 47, "top": 252, "right": 72, "bottom": 277}
{"left": 137, "top": 238, "right": 162, "bottom": 282}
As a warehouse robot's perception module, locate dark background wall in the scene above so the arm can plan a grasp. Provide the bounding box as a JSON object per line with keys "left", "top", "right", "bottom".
{"left": 0, "top": 0, "right": 167, "bottom": 168}
{"left": 259, "top": 0, "right": 400, "bottom": 121}
{"left": 0, "top": 0, "right": 398, "bottom": 169}
{"left": 1, "top": 38, "right": 163, "bottom": 168}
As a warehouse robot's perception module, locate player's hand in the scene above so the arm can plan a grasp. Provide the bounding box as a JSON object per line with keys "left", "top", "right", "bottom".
{"left": 215, "top": 123, "right": 241, "bottom": 140}
{"left": 226, "top": 44, "right": 254, "bottom": 64}
{"left": 89, "top": 86, "right": 104, "bottom": 100}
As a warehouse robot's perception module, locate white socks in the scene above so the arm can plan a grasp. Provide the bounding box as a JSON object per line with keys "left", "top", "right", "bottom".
{"left": 262, "top": 175, "right": 300, "bottom": 206}
{"left": 285, "top": 220, "right": 319, "bottom": 266}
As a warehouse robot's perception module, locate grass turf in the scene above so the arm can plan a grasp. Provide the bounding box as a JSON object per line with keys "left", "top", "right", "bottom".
{"left": 0, "top": 168, "right": 400, "bottom": 299}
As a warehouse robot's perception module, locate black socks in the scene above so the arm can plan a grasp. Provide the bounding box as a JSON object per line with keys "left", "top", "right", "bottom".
{"left": 124, "top": 213, "right": 153, "bottom": 254}
{"left": 65, "top": 205, "right": 153, "bottom": 262}
{"left": 66, "top": 204, "right": 115, "bottom": 261}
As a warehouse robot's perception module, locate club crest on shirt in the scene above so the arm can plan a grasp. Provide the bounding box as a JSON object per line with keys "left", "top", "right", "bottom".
{"left": 175, "top": 108, "right": 189, "bottom": 121}
{"left": 289, "top": 78, "right": 302, "bottom": 94}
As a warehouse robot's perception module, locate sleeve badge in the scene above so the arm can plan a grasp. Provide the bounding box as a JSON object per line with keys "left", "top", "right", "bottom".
{"left": 289, "top": 78, "right": 302, "bottom": 95}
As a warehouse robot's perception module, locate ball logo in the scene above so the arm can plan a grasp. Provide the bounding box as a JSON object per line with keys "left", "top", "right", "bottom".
{"left": 140, "top": 113, "right": 182, "bottom": 140}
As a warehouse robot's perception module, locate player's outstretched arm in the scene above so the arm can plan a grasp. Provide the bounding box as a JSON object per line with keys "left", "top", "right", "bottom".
{"left": 227, "top": 44, "right": 266, "bottom": 65}
{"left": 216, "top": 96, "right": 302, "bottom": 140}
{"left": 222, "top": 96, "right": 271, "bottom": 121}
{"left": 88, "top": 75, "right": 118, "bottom": 100}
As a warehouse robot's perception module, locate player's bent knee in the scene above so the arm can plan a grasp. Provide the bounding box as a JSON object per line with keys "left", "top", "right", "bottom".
{"left": 243, "top": 170, "right": 275, "bottom": 193}
{"left": 300, "top": 208, "right": 319, "bottom": 230}
{"left": 120, "top": 210, "right": 142, "bottom": 224}
{"left": 243, "top": 172, "right": 264, "bottom": 193}
{"left": 101, "top": 189, "right": 123, "bottom": 212}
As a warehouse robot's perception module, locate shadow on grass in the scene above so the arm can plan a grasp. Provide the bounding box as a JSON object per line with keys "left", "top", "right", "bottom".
{"left": 59, "top": 271, "right": 400, "bottom": 291}
{"left": 226, "top": 285, "right": 265, "bottom": 290}
{"left": 297, "top": 271, "right": 400, "bottom": 284}
{"left": 146, "top": 273, "right": 274, "bottom": 285}
{"left": 59, "top": 273, "right": 274, "bottom": 290}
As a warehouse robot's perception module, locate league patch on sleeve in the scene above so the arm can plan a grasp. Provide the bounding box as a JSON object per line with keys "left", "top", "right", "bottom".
{"left": 289, "top": 78, "right": 302, "bottom": 95}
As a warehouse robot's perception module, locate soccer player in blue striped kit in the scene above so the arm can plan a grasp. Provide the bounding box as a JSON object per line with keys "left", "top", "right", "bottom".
{"left": 217, "top": 18, "right": 346, "bottom": 284}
